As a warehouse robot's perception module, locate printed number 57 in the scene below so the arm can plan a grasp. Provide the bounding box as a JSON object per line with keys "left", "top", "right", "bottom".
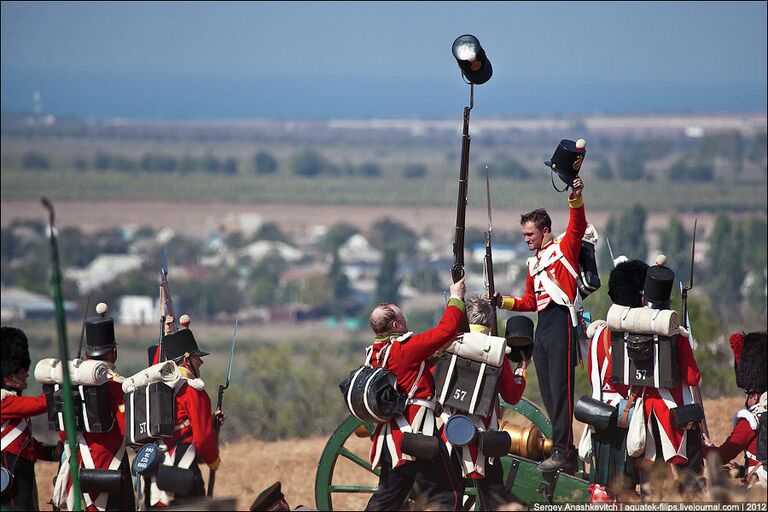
{"left": 453, "top": 389, "right": 467, "bottom": 401}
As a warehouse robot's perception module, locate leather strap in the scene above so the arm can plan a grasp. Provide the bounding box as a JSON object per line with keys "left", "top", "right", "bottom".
{"left": 618, "top": 390, "right": 636, "bottom": 428}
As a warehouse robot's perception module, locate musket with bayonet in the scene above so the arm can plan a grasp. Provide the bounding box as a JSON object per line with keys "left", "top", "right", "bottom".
{"left": 41, "top": 197, "right": 83, "bottom": 511}
{"left": 153, "top": 246, "right": 177, "bottom": 363}
{"left": 483, "top": 165, "right": 498, "bottom": 336}
{"left": 207, "top": 318, "right": 238, "bottom": 497}
{"left": 679, "top": 218, "right": 709, "bottom": 438}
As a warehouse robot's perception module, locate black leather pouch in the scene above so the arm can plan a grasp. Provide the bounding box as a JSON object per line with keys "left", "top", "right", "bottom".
{"left": 79, "top": 469, "right": 125, "bottom": 494}
{"left": 670, "top": 403, "right": 704, "bottom": 429}
{"left": 400, "top": 432, "right": 439, "bottom": 461}
{"left": 574, "top": 395, "right": 617, "bottom": 430}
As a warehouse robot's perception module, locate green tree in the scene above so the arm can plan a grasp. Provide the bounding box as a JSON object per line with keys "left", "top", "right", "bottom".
{"left": 375, "top": 249, "right": 400, "bottom": 304}
{"left": 494, "top": 158, "right": 530, "bottom": 179}
{"left": 290, "top": 148, "right": 337, "bottom": 177}
{"left": 402, "top": 163, "right": 427, "bottom": 179}
{"left": 616, "top": 155, "right": 646, "bottom": 181}
{"left": 22, "top": 151, "right": 50, "bottom": 170}
{"left": 747, "top": 131, "right": 767, "bottom": 162}
{"left": 656, "top": 215, "right": 692, "bottom": 283}
{"left": 369, "top": 218, "right": 417, "bottom": 255}
{"left": 408, "top": 266, "right": 442, "bottom": 292}
{"left": 318, "top": 223, "right": 358, "bottom": 254}
{"left": 254, "top": 222, "right": 291, "bottom": 244}
{"left": 222, "top": 157, "right": 238, "bottom": 175}
{"left": 328, "top": 251, "right": 351, "bottom": 306}
{"left": 357, "top": 161, "right": 382, "bottom": 177}
{"left": 705, "top": 213, "right": 746, "bottom": 319}
{"left": 699, "top": 131, "right": 743, "bottom": 172}
{"left": 668, "top": 158, "right": 714, "bottom": 182}
{"left": 298, "top": 275, "right": 333, "bottom": 308}
{"left": 253, "top": 150, "right": 278, "bottom": 174}
{"left": 602, "top": 204, "right": 648, "bottom": 264}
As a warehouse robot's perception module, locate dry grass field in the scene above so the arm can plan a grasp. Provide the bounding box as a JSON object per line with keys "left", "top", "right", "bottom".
{"left": 32, "top": 395, "right": 765, "bottom": 510}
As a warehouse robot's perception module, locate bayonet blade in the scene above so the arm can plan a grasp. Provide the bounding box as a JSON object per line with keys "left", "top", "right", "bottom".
{"left": 161, "top": 246, "right": 169, "bottom": 277}
{"left": 485, "top": 165, "right": 493, "bottom": 234}
{"left": 606, "top": 238, "right": 616, "bottom": 267}
{"left": 687, "top": 218, "right": 697, "bottom": 290}
{"left": 225, "top": 318, "right": 238, "bottom": 388}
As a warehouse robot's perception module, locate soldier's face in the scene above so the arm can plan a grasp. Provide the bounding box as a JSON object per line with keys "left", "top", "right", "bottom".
{"left": 521, "top": 222, "right": 548, "bottom": 251}
{"left": 390, "top": 306, "right": 407, "bottom": 333}
{"left": 3, "top": 369, "right": 29, "bottom": 390}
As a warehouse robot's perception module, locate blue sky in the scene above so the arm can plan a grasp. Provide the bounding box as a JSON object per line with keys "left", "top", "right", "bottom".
{"left": 2, "top": 1, "right": 766, "bottom": 119}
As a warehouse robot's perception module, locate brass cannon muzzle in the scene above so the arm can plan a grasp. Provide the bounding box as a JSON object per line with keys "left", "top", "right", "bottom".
{"left": 498, "top": 420, "right": 553, "bottom": 461}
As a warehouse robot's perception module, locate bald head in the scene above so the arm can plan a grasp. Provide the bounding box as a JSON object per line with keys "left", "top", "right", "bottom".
{"left": 369, "top": 304, "right": 406, "bottom": 335}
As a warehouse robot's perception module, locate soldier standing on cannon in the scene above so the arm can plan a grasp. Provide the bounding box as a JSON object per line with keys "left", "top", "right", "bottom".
{"left": 363, "top": 276, "right": 466, "bottom": 511}
{"left": 148, "top": 316, "right": 222, "bottom": 507}
{"left": 494, "top": 140, "right": 588, "bottom": 473}
{"left": 1, "top": 327, "right": 62, "bottom": 511}
{"left": 52, "top": 303, "right": 135, "bottom": 511}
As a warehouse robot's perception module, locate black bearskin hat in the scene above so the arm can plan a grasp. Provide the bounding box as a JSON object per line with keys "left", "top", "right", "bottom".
{"left": 731, "top": 331, "right": 767, "bottom": 394}
{"left": 608, "top": 259, "right": 649, "bottom": 308}
{"left": 1, "top": 327, "right": 31, "bottom": 381}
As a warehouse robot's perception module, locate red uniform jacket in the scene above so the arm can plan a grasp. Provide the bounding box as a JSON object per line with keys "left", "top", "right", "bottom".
{"left": 587, "top": 323, "right": 630, "bottom": 403}
{"left": 368, "top": 298, "right": 464, "bottom": 469}
{"left": 707, "top": 411, "right": 760, "bottom": 470}
{"left": 640, "top": 333, "right": 701, "bottom": 464}
{"left": 501, "top": 196, "right": 587, "bottom": 312}
{"left": 165, "top": 377, "right": 219, "bottom": 466}
{"left": 1, "top": 390, "right": 47, "bottom": 462}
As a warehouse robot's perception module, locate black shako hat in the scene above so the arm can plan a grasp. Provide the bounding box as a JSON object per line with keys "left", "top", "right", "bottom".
{"left": 609, "top": 260, "right": 649, "bottom": 308}
{"left": 504, "top": 316, "right": 534, "bottom": 362}
{"left": 162, "top": 327, "right": 209, "bottom": 362}
{"left": 250, "top": 481, "right": 290, "bottom": 511}
{"left": 643, "top": 256, "right": 675, "bottom": 309}
{"left": 85, "top": 302, "right": 117, "bottom": 358}
{"left": 452, "top": 34, "right": 493, "bottom": 85}
{"left": 545, "top": 139, "right": 586, "bottom": 188}
{"left": 1, "top": 327, "right": 31, "bottom": 381}
{"left": 735, "top": 332, "right": 767, "bottom": 394}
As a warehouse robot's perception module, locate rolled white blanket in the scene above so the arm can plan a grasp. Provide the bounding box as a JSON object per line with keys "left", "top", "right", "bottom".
{"left": 446, "top": 331, "right": 510, "bottom": 367}
{"left": 34, "top": 358, "right": 61, "bottom": 384}
{"left": 122, "top": 361, "right": 180, "bottom": 394}
{"left": 71, "top": 360, "right": 110, "bottom": 386}
{"left": 33, "top": 358, "right": 110, "bottom": 386}
{"left": 606, "top": 304, "right": 679, "bottom": 337}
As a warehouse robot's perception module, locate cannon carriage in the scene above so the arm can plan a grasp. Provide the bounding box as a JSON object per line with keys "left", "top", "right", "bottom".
{"left": 315, "top": 397, "right": 590, "bottom": 510}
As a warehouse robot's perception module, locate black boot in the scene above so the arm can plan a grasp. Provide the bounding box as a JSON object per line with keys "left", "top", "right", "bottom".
{"left": 539, "top": 450, "right": 571, "bottom": 472}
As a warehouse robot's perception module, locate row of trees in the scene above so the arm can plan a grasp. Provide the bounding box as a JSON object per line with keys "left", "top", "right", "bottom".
{"left": 18, "top": 129, "right": 766, "bottom": 181}
{"left": 597, "top": 206, "right": 766, "bottom": 330}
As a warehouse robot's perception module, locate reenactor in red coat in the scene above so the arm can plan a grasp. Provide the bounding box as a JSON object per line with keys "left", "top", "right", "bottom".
{"left": 364, "top": 277, "right": 466, "bottom": 511}
{"left": 494, "top": 172, "right": 587, "bottom": 472}
{"left": 581, "top": 259, "right": 647, "bottom": 499}
{"left": 1, "top": 327, "right": 61, "bottom": 511}
{"left": 704, "top": 331, "right": 767, "bottom": 486}
{"left": 150, "top": 317, "right": 221, "bottom": 507}
{"left": 437, "top": 295, "right": 528, "bottom": 510}
{"left": 53, "top": 303, "right": 134, "bottom": 511}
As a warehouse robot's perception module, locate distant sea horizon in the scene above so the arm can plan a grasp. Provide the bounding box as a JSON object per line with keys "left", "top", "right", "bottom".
{"left": 2, "top": 71, "right": 766, "bottom": 121}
